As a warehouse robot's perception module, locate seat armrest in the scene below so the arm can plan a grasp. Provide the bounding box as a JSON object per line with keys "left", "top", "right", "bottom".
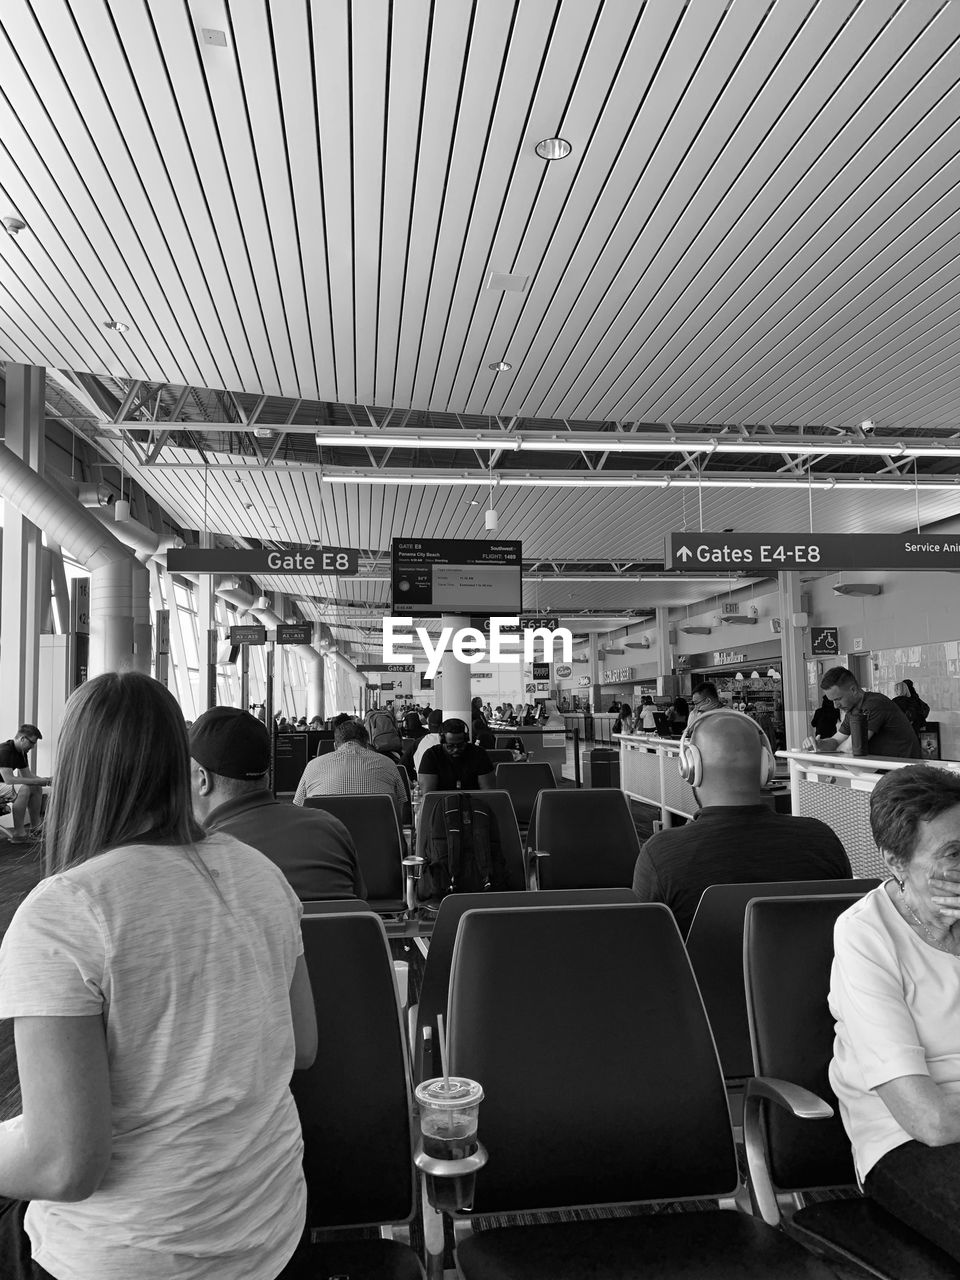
{"left": 746, "top": 1075, "right": 834, "bottom": 1120}
{"left": 743, "top": 1075, "right": 834, "bottom": 1227}
{"left": 529, "top": 848, "right": 549, "bottom": 891}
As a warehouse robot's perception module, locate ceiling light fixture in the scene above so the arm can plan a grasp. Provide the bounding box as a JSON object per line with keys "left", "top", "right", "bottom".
{"left": 103, "top": 319, "right": 129, "bottom": 333}
{"left": 488, "top": 360, "right": 512, "bottom": 372}
{"left": 3, "top": 216, "right": 26, "bottom": 235}
{"left": 535, "top": 137, "right": 572, "bottom": 160}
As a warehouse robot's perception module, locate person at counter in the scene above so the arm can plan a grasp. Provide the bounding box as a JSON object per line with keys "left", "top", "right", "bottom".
{"left": 638, "top": 697, "right": 659, "bottom": 732}
{"left": 689, "top": 683, "right": 722, "bottom": 721}
{"left": 614, "top": 704, "right": 635, "bottom": 734}
{"left": 802, "top": 667, "right": 921, "bottom": 759}
{"left": 418, "top": 719, "right": 494, "bottom": 793}
{"left": 829, "top": 765, "right": 960, "bottom": 1263}
{"left": 632, "top": 710, "right": 851, "bottom": 937}
{"left": 668, "top": 697, "right": 689, "bottom": 734}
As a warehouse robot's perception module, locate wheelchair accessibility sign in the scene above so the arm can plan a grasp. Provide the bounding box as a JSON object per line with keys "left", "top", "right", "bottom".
{"left": 811, "top": 627, "right": 839, "bottom": 657}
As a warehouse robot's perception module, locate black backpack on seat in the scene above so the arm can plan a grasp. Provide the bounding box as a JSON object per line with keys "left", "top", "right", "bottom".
{"left": 417, "top": 793, "right": 507, "bottom": 908}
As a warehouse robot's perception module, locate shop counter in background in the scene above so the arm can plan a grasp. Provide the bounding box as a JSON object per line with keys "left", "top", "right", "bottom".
{"left": 782, "top": 751, "right": 960, "bottom": 877}
{"left": 492, "top": 727, "right": 567, "bottom": 783}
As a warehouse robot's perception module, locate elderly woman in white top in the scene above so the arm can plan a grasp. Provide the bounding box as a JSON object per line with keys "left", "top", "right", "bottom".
{"left": 829, "top": 764, "right": 960, "bottom": 1262}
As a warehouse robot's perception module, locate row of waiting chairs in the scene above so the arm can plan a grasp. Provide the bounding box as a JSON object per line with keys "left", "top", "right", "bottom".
{"left": 293, "top": 897, "right": 959, "bottom": 1279}
{"left": 305, "top": 784, "right": 641, "bottom": 909}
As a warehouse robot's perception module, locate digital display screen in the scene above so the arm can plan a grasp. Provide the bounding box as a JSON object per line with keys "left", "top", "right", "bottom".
{"left": 392, "top": 538, "right": 522, "bottom": 617}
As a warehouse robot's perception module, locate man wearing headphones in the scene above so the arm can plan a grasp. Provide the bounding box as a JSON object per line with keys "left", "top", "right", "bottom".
{"left": 632, "top": 709, "right": 852, "bottom": 937}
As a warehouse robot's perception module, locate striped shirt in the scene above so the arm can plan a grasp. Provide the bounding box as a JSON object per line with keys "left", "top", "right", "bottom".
{"left": 293, "top": 740, "right": 408, "bottom": 817}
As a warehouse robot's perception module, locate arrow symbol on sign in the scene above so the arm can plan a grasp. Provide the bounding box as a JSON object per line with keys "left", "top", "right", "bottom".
{"left": 676, "top": 546, "right": 692, "bottom": 562}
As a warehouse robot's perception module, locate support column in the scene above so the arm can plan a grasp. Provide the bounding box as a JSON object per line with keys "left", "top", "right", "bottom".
{"left": 198, "top": 531, "right": 216, "bottom": 710}
{"left": 654, "top": 607, "right": 673, "bottom": 684}
{"left": 437, "top": 615, "right": 471, "bottom": 727}
{"left": 306, "top": 631, "right": 324, "bottom": 721}
{"left": 132, "top": 562, "right": 151, "bottom": 674}
{"left": 0, "top": 364, "right": 45, "bottom": 725}
{"left": 89, "top": 559, "right": 135, "bottom": 677}
{"left": 588, "top": 632, "right": 602, "bottom": 710}
{"left": 778, "top": 571, "right": 808, "bottom": 750}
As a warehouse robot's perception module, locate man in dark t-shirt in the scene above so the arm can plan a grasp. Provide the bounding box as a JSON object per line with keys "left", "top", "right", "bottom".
{"left": 0, "top": 724, "right": 50, "bottom": 841}
{"left": 803, "top": 667, "right": 920, "bottom": 759}
{"left": 633, "top": 711, "right": 851, "bottom": 937}
{"left": 418, "top": 719, "right": 495, "bottom": 793}
{"left": 190, "top": 707, "right": 366, "bottom": 901}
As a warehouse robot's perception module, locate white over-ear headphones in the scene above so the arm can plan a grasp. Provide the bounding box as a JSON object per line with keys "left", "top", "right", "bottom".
{"left": 677, "top": 708, "right": 777, "bottom": 788}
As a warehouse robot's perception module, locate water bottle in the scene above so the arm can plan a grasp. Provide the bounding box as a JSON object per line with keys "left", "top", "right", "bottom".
{"left": 848, "top": 708, "right": 867, "bottom": 756}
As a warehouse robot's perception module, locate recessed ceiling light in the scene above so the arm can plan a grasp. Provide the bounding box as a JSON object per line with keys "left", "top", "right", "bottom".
{"left": 488, "top": 360, "right": 512, "bottom": 372}
{"left": 468, "top": 498, "right": 480, "bottom": 505}
{"left": 103, "top": 319, "right": 129, "bottom": 333}
{"left": 535, "top": 137, "right": 572, "bottom": 161}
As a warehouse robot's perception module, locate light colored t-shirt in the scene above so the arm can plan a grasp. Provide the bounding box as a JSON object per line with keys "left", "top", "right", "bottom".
{"left": 0, "top": 832, "right": 306, "bottom": 1280}
{"left": 829, "top": 883, "right": 960, "bottom": 1183}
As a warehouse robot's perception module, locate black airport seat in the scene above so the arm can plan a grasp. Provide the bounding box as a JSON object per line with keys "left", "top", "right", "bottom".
{"left": 445, "top": 902, "right": 835, "bottom": 1279}
{"left": 416, "top": 790, "right": 527, "bottom": 892}
{"left": 493, "top": 760, "right": 557, "bottom": 829}
{"left": 304, "top": 794, "right": 407, "bottom": 914}
{"left": 528, "top": 788, "right": 640, "bottom": 889}
{"left": 293, "top": 911, "right": 424, "bottom": 1278}
{"left": 410, "top": 886, "right": 639, "bottom": 1084}
{"left": 743, "top": 894, "right": 958, "bottom": 1280}
{"left": 685, "top": 878, "right": 880, "bottom": 1081}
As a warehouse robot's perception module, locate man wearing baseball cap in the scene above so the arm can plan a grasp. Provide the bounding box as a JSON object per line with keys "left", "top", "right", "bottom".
{"left": 189, "top": 706, "right": 365, "bottom": 901}
{"left": 0, "top": 724, "right": 51, "bottom": 842}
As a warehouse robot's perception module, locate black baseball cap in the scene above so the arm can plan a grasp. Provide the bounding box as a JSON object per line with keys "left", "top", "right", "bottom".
{"left": 189, "top": 707, "right": 270, "bottom": 780}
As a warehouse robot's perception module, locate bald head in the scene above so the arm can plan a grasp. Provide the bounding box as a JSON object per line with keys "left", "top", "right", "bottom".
{"left": 690, "top": 712, "right": 765, "bottom": 805}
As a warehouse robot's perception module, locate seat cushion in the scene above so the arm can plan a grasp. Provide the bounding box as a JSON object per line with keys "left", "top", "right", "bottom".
{"left": 290, "top": 1237, "right": 423, "bottom": 1279}
{"left": 457, "top": 1210, "right": 835, "bottom": 1279}
{"left": 792, "top": 1199, "right": 960, "bottom": 1280}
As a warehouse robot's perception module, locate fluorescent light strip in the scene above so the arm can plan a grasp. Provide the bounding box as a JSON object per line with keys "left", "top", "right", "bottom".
{"left": 319, "top": 472, "right": 960, "bottom": 491}
{"left": 308, "top": 431, "right": 960, "bottom": 459}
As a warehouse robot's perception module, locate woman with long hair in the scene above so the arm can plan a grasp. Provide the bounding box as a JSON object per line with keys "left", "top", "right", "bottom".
{"left": 893, "top": 679, "right": 929, "bottom": 738}
{"left": 0, "top": 673, "right": 316, "bottom": 1280}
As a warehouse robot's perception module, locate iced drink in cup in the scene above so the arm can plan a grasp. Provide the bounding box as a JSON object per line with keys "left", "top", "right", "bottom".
{"left": 415, "top": 1077, "right": 484, "bottom": 1214}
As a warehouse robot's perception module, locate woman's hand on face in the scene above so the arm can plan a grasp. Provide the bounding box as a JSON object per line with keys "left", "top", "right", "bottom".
{"left": 929, "top": 867, "right": 960, "bottom": 919}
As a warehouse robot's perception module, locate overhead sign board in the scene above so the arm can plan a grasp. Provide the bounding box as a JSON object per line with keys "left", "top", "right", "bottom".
{"left": 229, "top": 625, "right": 267, "bottom": 645}
{"left": 356, "top": 663, "right": 416, "bottom": 673}
{"left": 474, "top": 616, "right": 560, "bottom": 632}
{"left": 167, "top": 547, "right": 359, "bottom": 574}
{"left": 276, "top": 623, "right": 313, "bottom": 645}
{"left": 392, "top": 538, "right": 522, "bottom": 617}
{"left": 667, "top": 532, "right": 960, "bottom": 572}
{"left": 810, "top": 627, "right": 840, "bottom": 657}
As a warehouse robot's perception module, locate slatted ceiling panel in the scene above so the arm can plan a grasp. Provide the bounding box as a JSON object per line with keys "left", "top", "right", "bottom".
{"left": 567, "top": 0, "right": 856, "bottom": 423}
{"left": 375, "top": 0, "right": 430, "bottom": 404}
{"left": 391, "top": 0, "right": 476, "bottom": 409}
{"left": 671, "top": 14, "right": 960, "bottom": 428}
{"left": 312, "top": 0, "right": 356, "bottom": 404}
{"left": 350, "top": 2, "right": 389, "bottom": 406}
{"left": 530, "top": 0, "right": 775, "bottom": 423}
{"left": 2, "top": 0, "right": 202, "bottom": 386}
{"left": 69, "top": 0, "right": 240, "bottom": 394}
{"left": 228, "top": 2, "right": 316, "bottom": 400}
{"left": 483, "top": 0, "right": 724, "bottom": 421}
{"left": 443, "top": 0, "right": 644, "bottom": 413}
{"left": 146, "top": 0, "right": 275, "bottom": 393}
{"left": 0, "top": 234, "right": 106, "bottom": 376}
{"left": 604, "top": 0, "right": 960, "bottom": 426}
{"left": 413, "top": 0, "right": 555, "bottom": 411}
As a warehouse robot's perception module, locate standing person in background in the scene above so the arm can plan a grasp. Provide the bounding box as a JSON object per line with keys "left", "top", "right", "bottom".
{"left": 668, "top": 697, "right": 689, "bottom": 734}
{"left": 803, "top": 667, "right": 920, "bottom": 759}
{"left": 614, "top": 704, "right": 635, "bottom": 734}
{"left": 638, "top": 697, "right": 659, "bottom": 732}
{"left": 893, "top": 680, "right": 930, "bottom": 740}
{"left": 0, "top": 673, "right": 316, "bottom": 1280}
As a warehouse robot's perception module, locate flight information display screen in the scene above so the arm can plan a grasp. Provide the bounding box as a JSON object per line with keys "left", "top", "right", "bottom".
{"left": 391, "top": 538, "right": 522, "bottom": 617}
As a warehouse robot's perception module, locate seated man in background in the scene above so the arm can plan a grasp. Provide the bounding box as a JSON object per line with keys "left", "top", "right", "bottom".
{"left": 0, "top": 724, "right": 50, "bottom": 842}
{"left": 418, "top": 718, "right": 495, "bottom": 793}
{"left": 802, "top": 666, "right": 921, "bottom": 759}
{"left": 412, "top": 708, "right": 444, "bottom": 774}
{"left": 292, "top": 718, "right": 408, "bottom": 822}
{"left": 632, "top": 710, "right": 851, "bottom": 937}
{"left": 190, "top": 706, "right": 366, "bottom": 901}
{"left": 688, "top": 682, "right": 722, "bottom": 722}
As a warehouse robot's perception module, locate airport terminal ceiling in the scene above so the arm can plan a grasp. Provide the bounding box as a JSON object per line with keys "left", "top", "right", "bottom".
{"left": 3, "top": 0, "right": 960, "bottom": 645}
